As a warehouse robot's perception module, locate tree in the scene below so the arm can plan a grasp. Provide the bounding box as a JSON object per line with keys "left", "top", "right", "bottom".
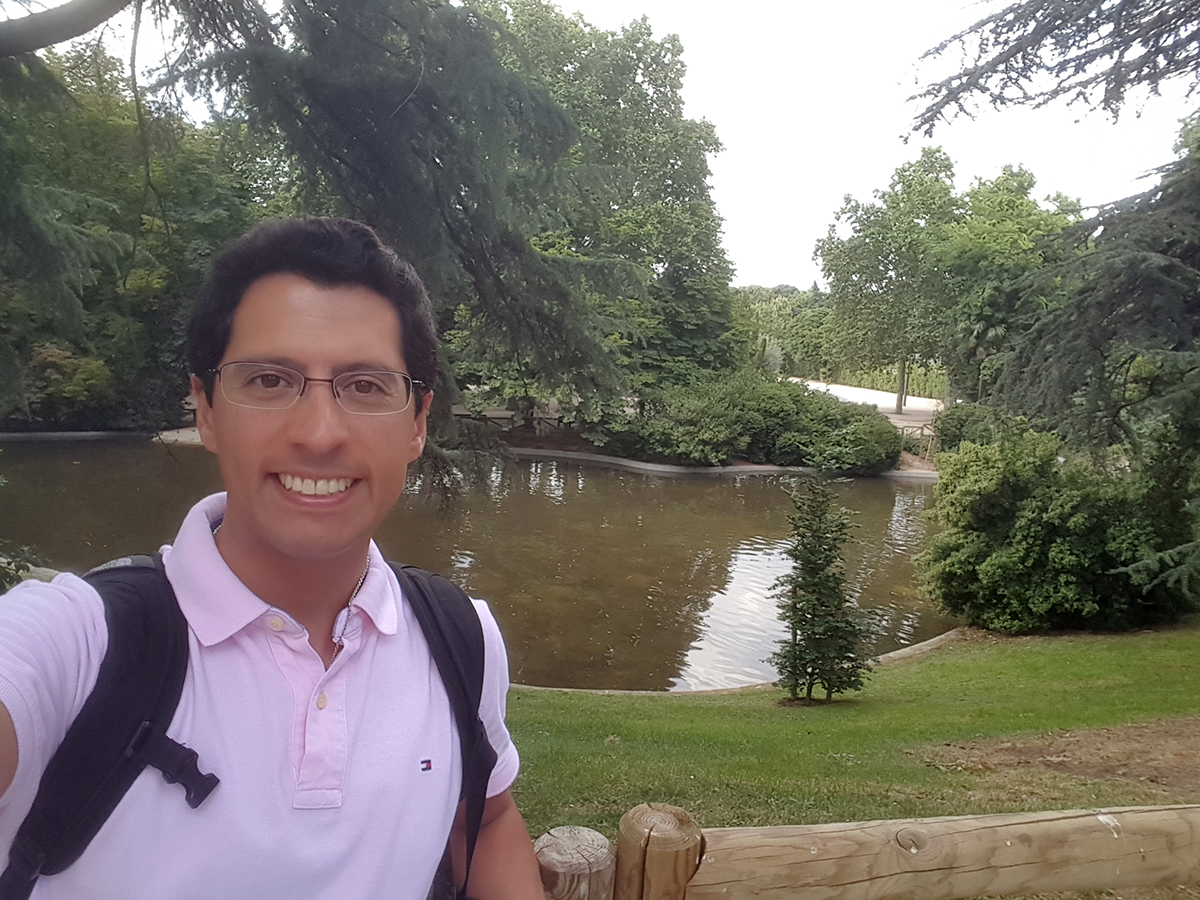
{"left": 732, "top": 284, "right": 836, "bottom": 379}
{"left": 992, "top": 124, "right": 1200, "bottom": 447}
{"left": 913, "top": 0, "right": 1200, "bottom": 134}
{"left": 0, "top": 0, "right": 132, "bottom": 58}
{"left": 768, "top": 479, "right": 872, "bottom": 702}
{"left": 0, "top": 45, "right": 269, "bottom": 429}
{"left": 471, "top": 0, "right": 735, "bottom": 388}
{"left": 815, "top": 147, "right": 961, "bottom": 413}
{"left": 2, "top": 1, "right": 629, "bottom": 422}
{"left": 935, "top": 165, "right": 1080, "bottom": 400}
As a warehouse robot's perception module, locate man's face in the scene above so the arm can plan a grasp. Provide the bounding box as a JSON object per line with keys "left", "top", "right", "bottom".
{"left": 192, "top": 272, "right": 428, "bottom": 564}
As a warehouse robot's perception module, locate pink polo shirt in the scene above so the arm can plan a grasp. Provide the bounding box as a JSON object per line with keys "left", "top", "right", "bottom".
{"left": 0, "top": 493, "right": 519, "bottom": 899}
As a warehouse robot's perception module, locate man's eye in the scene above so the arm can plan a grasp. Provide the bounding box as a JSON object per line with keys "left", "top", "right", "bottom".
{"left": 347, "top": 378, "right": 384, "bottom": 395}
{"left": 248, "top": 371, "right": 294, "bottom": 390}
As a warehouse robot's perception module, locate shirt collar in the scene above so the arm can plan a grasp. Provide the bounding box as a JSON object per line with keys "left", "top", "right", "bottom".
{"left": 162, "top": 492, "right": 399, "bottom": 646}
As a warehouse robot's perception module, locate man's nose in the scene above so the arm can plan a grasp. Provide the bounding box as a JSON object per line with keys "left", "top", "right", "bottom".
{"left": 290, "top": 379, "right": 350, "bottom": 445}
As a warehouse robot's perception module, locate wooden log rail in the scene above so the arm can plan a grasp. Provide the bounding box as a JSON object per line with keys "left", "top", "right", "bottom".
{"left": 535, "top": 803, "right": 1200, "bottom": 900}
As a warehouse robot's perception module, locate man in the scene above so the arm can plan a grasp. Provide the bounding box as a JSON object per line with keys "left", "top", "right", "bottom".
{"left": 0, "top": 218, "right": 543, "bottom": 898}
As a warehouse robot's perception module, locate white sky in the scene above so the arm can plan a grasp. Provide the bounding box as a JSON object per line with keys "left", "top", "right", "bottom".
{"left": 560, "top": 0, "right": 1200, "bottom": 287}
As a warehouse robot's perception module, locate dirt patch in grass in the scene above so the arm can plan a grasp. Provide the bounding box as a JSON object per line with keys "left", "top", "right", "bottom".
{"left": 923, "top": 718, "right": 1200, "bottom": 900}
{"left": 928, "top": 716, "right": 1200, "bottom": 802}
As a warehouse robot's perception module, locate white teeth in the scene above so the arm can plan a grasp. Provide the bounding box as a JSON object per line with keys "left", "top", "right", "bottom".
{"left": 278, "top": 474, "right": 352, "bottom": 495}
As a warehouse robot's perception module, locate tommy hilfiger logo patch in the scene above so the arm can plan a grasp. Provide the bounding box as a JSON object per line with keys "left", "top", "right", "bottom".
{"left": 420, "top": 759, "right": 432, "bottom": 772}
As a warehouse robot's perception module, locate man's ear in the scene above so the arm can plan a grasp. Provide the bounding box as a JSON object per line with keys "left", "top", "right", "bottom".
{"left": 191, "top": 374, "right": 219, "bottom": 454}
{"left": 406, "top": 391, "right": 432, "bottom": 463}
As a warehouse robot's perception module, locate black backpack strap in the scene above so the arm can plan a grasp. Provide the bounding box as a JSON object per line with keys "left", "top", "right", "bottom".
{"left": 0, "top": 554, "right": 218, "bottom": 900}
{"left": 389, "top": 564, "right": 496, "bottom": 900}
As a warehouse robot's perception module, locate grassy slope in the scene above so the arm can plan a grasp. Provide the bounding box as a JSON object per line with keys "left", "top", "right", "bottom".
{"left": 507, "top": 624, "right": 1200, "bottom": 839}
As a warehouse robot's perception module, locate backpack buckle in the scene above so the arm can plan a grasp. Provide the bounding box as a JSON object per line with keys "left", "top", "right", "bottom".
{"left": 125, "top": 721, "right": 220, "bottom": 809}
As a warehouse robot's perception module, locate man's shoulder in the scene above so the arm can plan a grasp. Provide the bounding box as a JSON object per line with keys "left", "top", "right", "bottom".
{"left": 1, "top": 572, "right": 107, "bottom": 628}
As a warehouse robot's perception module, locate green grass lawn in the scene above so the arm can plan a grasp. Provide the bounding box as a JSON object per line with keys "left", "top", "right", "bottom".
{"left": 507, "top": 622, "right": 1200, "bottom": 840}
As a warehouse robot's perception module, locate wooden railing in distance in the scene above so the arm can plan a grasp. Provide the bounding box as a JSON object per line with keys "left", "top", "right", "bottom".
{"left": 535, "top": 803, "right": 1200, "bottom": 900}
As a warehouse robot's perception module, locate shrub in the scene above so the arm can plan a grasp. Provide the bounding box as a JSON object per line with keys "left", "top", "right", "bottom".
{"left": 917, "top": 431, "right": 1194, "bottom": 633}
{"left": 933, "top": 403, "right": 1006, "bottom": 452}
{"left": 603, "top": 374, "right": 900, "bottom": 471}
{"left": 21, "top": 343, "right": 116, "bottom": 429}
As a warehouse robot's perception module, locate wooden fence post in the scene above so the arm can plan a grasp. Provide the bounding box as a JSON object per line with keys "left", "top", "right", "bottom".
{"left": 614, "top": 803, "right": 703, "bottom": 900}
{"left": 534, "top": 825, "right": 616, "bottom": 900}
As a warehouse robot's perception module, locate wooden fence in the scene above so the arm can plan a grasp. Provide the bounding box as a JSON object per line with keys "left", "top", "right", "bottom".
{"left": 535, "top": 802, "right": 1200, "bottom": 900}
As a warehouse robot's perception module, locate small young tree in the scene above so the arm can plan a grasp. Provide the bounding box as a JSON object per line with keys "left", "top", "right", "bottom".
{"left": 769, "top": 480, "right": 873, "bottom": 701}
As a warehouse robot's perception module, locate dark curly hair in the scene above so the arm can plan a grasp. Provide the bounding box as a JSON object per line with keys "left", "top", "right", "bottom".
{"left": 187, "top": 217, "right": 437, "bottom": 413}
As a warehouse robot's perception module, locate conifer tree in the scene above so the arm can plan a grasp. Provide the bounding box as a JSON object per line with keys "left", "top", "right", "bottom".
{"left": 768, "top": 480, "right": 872, "bottom": 702}
{"left": 913, "top": 0, "right": 1200, "bottom": 134}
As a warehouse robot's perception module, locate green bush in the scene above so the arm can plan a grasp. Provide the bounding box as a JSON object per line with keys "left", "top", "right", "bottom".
{"left": 933, "top": 402, "right": 1008, "bottom": 452}
{"left": 917, "top": 431, "right": 1195, "bottom": 633}
{"left": 603, "top": 374, "right": 901, "bottom": 472}
{"left": 21, "top": 343, "right": 117, "bottom": 429}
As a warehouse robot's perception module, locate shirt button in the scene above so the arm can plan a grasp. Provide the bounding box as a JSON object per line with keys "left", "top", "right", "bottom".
{"left": 268, "top": 616, "right": 285, "bottom": 631}
{"left": 316, "top": 692, "right": 328, "bottom": 710}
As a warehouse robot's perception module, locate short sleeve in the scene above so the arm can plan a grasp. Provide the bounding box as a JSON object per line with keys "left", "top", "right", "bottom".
{"left": 0, "top": 575, "right": 108, "bottom": 847}
{"left": 470, "top": 599, "right": 519, "bottom": 797}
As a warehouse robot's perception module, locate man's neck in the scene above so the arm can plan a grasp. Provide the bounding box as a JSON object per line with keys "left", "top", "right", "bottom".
{"left": 213, "top": 522, "right": 370, "bottom": 665}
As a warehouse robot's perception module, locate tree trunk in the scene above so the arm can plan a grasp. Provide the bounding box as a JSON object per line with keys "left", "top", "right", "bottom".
{"left": 0, "top": 0, "right": 133, "bottom": 59}
{"left": 894, "top": 358, "right": 908, "bottom": 415}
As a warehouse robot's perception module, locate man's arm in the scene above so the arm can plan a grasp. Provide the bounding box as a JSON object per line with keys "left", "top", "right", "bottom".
{"left": 0, "top": 702, "right": 16, "bottom": 798}
{"left": 458, "top": 789, "right": 543, "bottom": 900}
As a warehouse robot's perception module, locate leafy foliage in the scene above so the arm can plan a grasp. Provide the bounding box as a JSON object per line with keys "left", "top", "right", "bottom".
{"left": 0, "top": 45, "right": 264, "bottom": 430}
{"left": 935, "top": 166, "right": 1079, "bottom": 400}
{"left": 918, "top": 431, "right": 1197, "bottom": 633}
{"left": 602, "top": 373, "right": 901, "bottom": 472}
{"left": 933, "top": 402, "right": 1019, "bottom": 452}
{"left": 768, "top": 479, "right": 872, "bottom": 702}
{"left": 836, "top": 365, "right": 947, "bottom": 400}
{"left": 816, "top": 147, "right": 961, "bottom": 385}
{"left": 732, "top": 285, "right": 836, "bottom": 379}
{"left": 816, "top": 152, "right": 1078, "bottom": 407}
{"left": 470, "top": 0, "right": 736, "bottom": 388}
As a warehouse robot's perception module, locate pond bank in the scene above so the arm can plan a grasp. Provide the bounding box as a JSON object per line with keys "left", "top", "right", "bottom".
{"left": 515, "top": 626, "right": 970, "bottom": 695}
{"left": 151, "top": 426, "right": 938, "bottom": 480}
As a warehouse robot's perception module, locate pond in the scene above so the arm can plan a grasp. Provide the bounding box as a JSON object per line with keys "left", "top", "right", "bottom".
{"left": 0, "top": 441, "right": 956, "bottom": 691}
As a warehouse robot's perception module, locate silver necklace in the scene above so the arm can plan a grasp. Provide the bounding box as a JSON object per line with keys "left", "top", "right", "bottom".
{"left": 212, "top": 519, "right": 368, "bottom": 665}
{"left": 329, "top": 559, "right": 370, "bottom": 666}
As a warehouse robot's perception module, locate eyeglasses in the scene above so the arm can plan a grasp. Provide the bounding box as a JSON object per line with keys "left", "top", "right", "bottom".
{"left": 213, "top": 362, "right": 424, "bottom": 415}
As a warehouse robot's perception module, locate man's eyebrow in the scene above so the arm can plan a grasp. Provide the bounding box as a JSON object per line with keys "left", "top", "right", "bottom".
{"left": 336, "top": 361, "right": 407, "bottom": 373}
{"left": 231, "top": 356, "right": 406, "bottom": 373}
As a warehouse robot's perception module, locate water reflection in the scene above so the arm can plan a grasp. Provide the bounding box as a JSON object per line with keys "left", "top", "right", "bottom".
{"left": 0, "top": 442, "right": 957, "bottom": 690}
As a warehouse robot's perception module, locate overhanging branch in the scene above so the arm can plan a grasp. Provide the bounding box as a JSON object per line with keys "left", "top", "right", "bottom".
{"left": 0, "top": 0, "right": 133, "bottom": 58}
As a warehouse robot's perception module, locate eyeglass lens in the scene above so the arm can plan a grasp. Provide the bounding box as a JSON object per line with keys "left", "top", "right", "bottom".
{"left": 218, "top": 363, "right": 414, "bottom": 414}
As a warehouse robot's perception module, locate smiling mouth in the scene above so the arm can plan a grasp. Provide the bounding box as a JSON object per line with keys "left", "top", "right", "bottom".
{"left": 278, "top": 474, "right": 354, "bottom": 496}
